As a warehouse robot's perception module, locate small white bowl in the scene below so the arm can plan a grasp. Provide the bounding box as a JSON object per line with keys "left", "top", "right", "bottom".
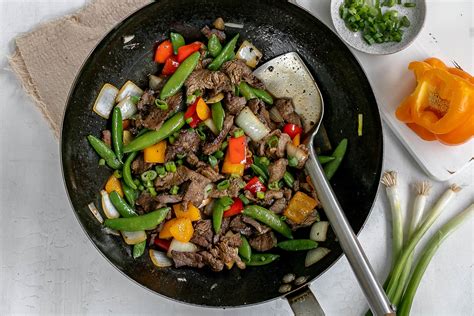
{"left": 330, "top": 0, "right": 426, "bottom": 55}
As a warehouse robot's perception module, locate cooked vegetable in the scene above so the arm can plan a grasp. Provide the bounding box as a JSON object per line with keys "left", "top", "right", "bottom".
{"left": 305, "top": 247, "right": 331, "bottom": 267}
{"left": 169, "top": 218, "right": 194, "bottom": 242}
{"left": 221, "top": 149, "right": 245, "bottom": 176}
{"left": 162, "top": 56, "right": 180, "bottom": 75}
{"left": 123, "top": 130, "right": 134, "bottom": 146}
{"left": 111, "top": 107, "right": 124, "bottom": 163}
{"left": 238, "top": 235, "right": 252, "bottom": 261}
{"left": 208, "top": 34, "right": 222, "bottom": 57}
{"left": 149, "top": 249, "right": 173, "bottom": 267}
{"left": 116, "top": 96, "right": 138, "bottom": 120}
{"left": 245, "top": 253, "right": 280, "bottom": 266}
{"left": 358, "top": 113, "right": 363, "bottom": 136}
{"left": 236, "top": 40, "right": 262, "bottom": 68}
{"left": 284, "top": 192, "right": 318, "bottom": 224}
{"left": 208, "top": 34, "right": 239, "bottom": 71}
{"left": 310, "top": 221, "right": 329, "bottom": 242}
{"left": 105, "top": 207, "right": 170, "bottom": 231}
{"left": 170, "top": 32, "right": 185, "bottom": 55}
{"left": 243, "top": 205, "right": 293, "bottom": 239}
{"left": 269, "top": 107, "right": 284, "bottom": 123}
{"left": 283, "top": 171, "right": 294, "bottom": 188}
{"left": 184, "top": 98, "right": 202, "bottom": 128}
{"left": 177, "top": 42, "right": 202, "bottom": 63}
{"left": 239, "top": 82, "right": 257, "bottom": 100}
{"left": 109, "top": 191, "right": 138, "bottom": 218}
{"left": 213, "top": 197, "right": 234, "bottom": 234}
{"left": 148, "top": 74, "right": 163, "bottom": 90}
{"left": 101, "top": 190, "right": 120, "bottom": 219}
{"left": 121, "top": 230, "right": 147, "bottom": 245}
{"left": 196, "top": 98, "right": 211, "bottom": 120}
{"left": 211, "top": 101, "right": 225, "bottom": 132}
{"left": 160, "top": 52, "right": 201, "bottom": 100}
{"left": 286, "top": 142, "right": 308, "bottom": 169}
{"left": 105, "top": 174, "right": 123, "bottom": 197}
{"left": 133, "top": 240, "right": 146, "bottom": 259}
{"left": 173, "top": 203, "right": 201, "bottom": 221}
{"left": 228, "top": 136, "right": 246, "bottom": 164}
{"left": 115, "top": 80, "right": 143, "bottom": 103}
{"left": 93, "top": 83, "right": 118, "bottom": 119}
{"left": 318, "top": 156, "right": 335, "bottom": 164}
{"left": 235, "top": 107, "right": 270, "bottom": 141}
{"left": 278, "top": 239, "right": 318, "bottom": 251}
{"left": 143, "top": 140, "right": 167, "bottom": 163}
{"left": 167, "top": 239, "right": 198, "bottom": 256}
{"left": 122, "top": 182, "right": 138, "bottom": 207}
{"left": 155, "top": 40, "right": 173, "bottom": 63}
{"left": 88, "top": 202, "right": 104, "bottom": 224}
{"left": 323, "top": 138, "right": 348, "bottom": 180}
{"left": 244, "top": 176, "right": 267, "bottom": 195}
{"left": 122, "top": 151, "right": 138, "bottom": 190}
{"left": 154, "top": 238, "right": 171, "bottom": 251}
{"left": 283, "top": 123, "right": 303, "bottom": 140}
{"left": 223, "top": 198, "right": 244, "bottom": 217}
{"left": 206, "top": 93, "right": 224, "bottom": 104}
{"left": 87, "top": 135, "right": 122, "bottom": 169}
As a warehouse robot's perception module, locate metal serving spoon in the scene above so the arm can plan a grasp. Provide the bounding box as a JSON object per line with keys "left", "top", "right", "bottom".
{"left": 254, "top": 52, "right": 395, "bottom": 316}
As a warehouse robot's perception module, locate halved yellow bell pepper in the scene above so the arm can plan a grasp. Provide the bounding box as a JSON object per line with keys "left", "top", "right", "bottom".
{"left": 105, "top": 175, "right": 123, "bottom": 197}
{"left": 173, "top": 202, "right": 201, "bottom": 221}
{"left": 143, "top": 140, "right": 167, "bottom": 163}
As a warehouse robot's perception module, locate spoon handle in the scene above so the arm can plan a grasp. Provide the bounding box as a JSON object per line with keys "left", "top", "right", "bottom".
{"left": 305, "top": 148, "right": 395, "bottom": 316}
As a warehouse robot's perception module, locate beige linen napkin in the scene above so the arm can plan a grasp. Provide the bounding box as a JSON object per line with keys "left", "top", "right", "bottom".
{"left": 9, "top": 0, "right": 151, "bottom": 138}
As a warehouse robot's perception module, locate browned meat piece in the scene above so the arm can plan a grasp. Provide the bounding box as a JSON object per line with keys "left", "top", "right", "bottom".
{"left": 135, "top": 192, "right": 160, "bottom": 214}
{"left": 165, "top": 91, "right": 184, "bottom": 112}
{"left": 274, "top": 98, "right": 302, "bottom": 126}
{"left": 268, "top": 158, "right": 288, "bottom": 183}
{"left": 283, "top": 187, "right": 293, "bottom": 200}
{"left": 185, "top": 69, "right": 232, "bottom": 96}
{"left": 101, "top": 130, "right": 112, "bottom": 147}
{"left": 247, "top": 99, "right": 276, "bottom": 130}
{"left": 165, "top": 129, "right": 200, "bottom": 161}
{"left": 243, "top": 190, "right": 258, "bottom": 203}
{"left": 201, "top": 58, "right": 213, "bottom": 68}
{"left": 249, "top": 231, "right": 277, "bottom": 251}
{"left": 197, "top": 165, "right": 224, "bottom": 182}
{"left": 264, "top": 189, "right": 284, "bottom": 205}
{"left": 186, "top": 152, "right": 207, "bottom": 168}
{"left": 136, "top": 89, "right": 156, "bottom": 111}
{"left": 200, "top": 249, "right": 224, "bottom": 271}
{"left": 136, "top": 90, "right": 183, "bottom": 130}
{"left": 270, "top": 198, "right": 287, "bottom": 214}
{"left": 190, "top": 220, "right": 213, "bottom": 249}
{"left": 287, "top": 210, "right": 320, "bottom": 231}
{"left": 224, "top": 92, "right": 246, "bottom": 115}
{"left": 209, "top": 177, "right": 245, "bottom": 198}
{"left": 212, "top": 217, "right": 231, "bottom": 244}
{"left": 182, "top": 171, "right": 212, "bottom": 208}
{"left": 221, "top": 59, "right": 265, "bottom": 89}
{"left": 154, "top": 165, "right": 190, "bottom": 190}
{"left": 156, "top": 194, "right": 183, "bottom": 205}
{"left": 131, "top": 154, "right": 153, "bottom": 175}
{"left": 202, "top": 115, "right": 234, "bottom": 155}
{"left": 242, "top": 216, "right": 271, "bottom": 235}
{"left": 229, "top": 215, "right": 253, "bottom": 236}
{"left": 201, "top": 25, "right": 226, "bottom": 42}
{"left": 218, "top": 235, "right": 242, "bottom": 267}
{"left": 252, "top": 130, "right": 291, "bottom": 159}
{"left": 171, "top": 251, "right": 205, "bottom": 268}
{"left": 292, "top": 179, "right": 300, "bottom": 192}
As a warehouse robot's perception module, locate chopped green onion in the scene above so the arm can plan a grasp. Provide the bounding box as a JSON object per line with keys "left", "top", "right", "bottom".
{"left": 144, "top": 179, "right": 153, "bottom": 188}
{"left": 214, "top": 150, "right": 224, "bottom": 159}
{"left": 403, "top": 2, "right": 416, "bottom": 7}
{"left": 220, "top": 141, "right": 228, "bottom": 150}
{"left": 141, "top": 170, "right": 157, "bottom": 182}
{"left": 283, "top": 171, "right": 294, "bottom": 188}
{"left": 98, "top": 158, "right": 106, "bottom": 166}
{"left": 288, "top": 156, "right": 298, "bottom": 167}
{"left": 267, "top": 135, "right": 279, "bottom": 148}
{"left": 130, "top": 95, "right": 140, "bottom": 104}
{"left": 217, "top": 180, "right": 230, "bottom": 191}
{"left": 154, "top": 99, "right": 168, "bottom": 111}
{"left": 138, "top": 185, "right": 145, "bottom": 191}
{"left": 165, "top": 161, "right": 176, "bottom": 173}
{"left": 194, "top": 90, "right": 202, "bottom": 97}
{"left": 400, "top": 16, "right": 410, "bottom": 27}
{"left": 148, "top": 187, "right": 157, "bottom": 196}
{"left": 268, "top": 181, "right": 280, "bottom": 190}
{"left": 169, "top": 185, "right": 179, "bottom": 195}
{"left": 358, "top": 113, "right": 363, "bottom": 136}
{"left": 208, "top": 155, "right": 218, "bottom": 167}
{"left": 185, "top": 117, "right": 193, "bottom": 124}
{"left": 234, "top": 85, "right": 240, "bottom": 96}
{"left": 176, "top": 159, "right": 183, "bottom": 166}
{"left": 233, "top": 128, "right": 245, "bottom": 138}
{"left": 133, "top": 179, "right": 140, "bottom": 186}
{"left": 239, "top": 194, "right": 250, "bottom": 205}
{"left": 186, "top": 95, "right": 196, "bottom": 104}
{"left": 168, "top": 135, "right": 175, "bottom": 144}
{"left": 176, "top": 153, "right": 186, "bottom": 159}
{"left": 256, "top": 191, "right": 265, "bottom": 199}
{"left": 155, "top": 165, "right": 166, "bottom": 176}
{"left": 113, "top": 170, "right": 122, "bottom": 178}
{"left": 280, "top": 215, "right": 287, "bottom": 221}
{"left": 257, "top": 156, "right": 270, "bottom": 167}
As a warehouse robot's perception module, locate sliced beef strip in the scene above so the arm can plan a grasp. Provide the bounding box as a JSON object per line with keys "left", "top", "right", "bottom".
{"left": 201, "top": 25, "right": 226, "bottom": 42}
{"left": 274, "top": 98, "right": 302, "bottom": 126}
{"left": 252, "top": 130, "right": 291, "bottom": 159}
{"left": 229, "top": 215, "right": 253, "bottom": 236}
{"left": 186, "top": 152, "right": 207, "bottom": 168}
{"left": 218, "top": 235, "right": 242, "bottom": 267}
{"left": 136, "top": 89, "right": 156, "bottom": 111}
{"left": 242, "top": 216, "right": 271, "bottom": 235}
{"left": 190, "top": 220, "right": 213, "bottom": 249}
{"left": 212, "top": 217, "right": 231, "bottom": 244}
{"left": 287, "top": 210, "right": 320, "bottom": 231}
{"left": 268, "top": 158, "right": 288, "bottom": 184}
{"left": 202, "top": 115, "right": 234, "bottom": 155}
{"left": 249, "top": 231, "right": 277, "bottom": 252}
{"left": 171, "top": 251, "right": 205, "bottom": 268}
{"left": 156, "top": 194, "right": 183, "bottom": 205}
{"left": 101, "top": 130, "right": 112, "bottom": 147}
{"left": 263, "top": 189, "right": 284, "bottom": 205}
{"left": 135, "top": 192, "right": 160, "bottom": 214}
{"left": 200, "top": 249, "right": 224, "bottom": 272}
{"left": 165, "top": 129, "right": 201, "bottom": 161}
{"left": 247, "top": 99, "right": 276, "bottom": 130}
{"left": 209, "top": 177, "right": 245, "bottom": 198}
{"left": 221, "top": 59, "right": 265, "bottom": 89}
{"left": 269, "top": 198, "right": 287, "bottom": 214}
{"left": 131, "top": 154, "right": 153, "bottom": 175}
{"left": 185, "top": 69, "right": 232, "bottom": 96}
{"left": 182, "top": 171, "right": 212, "bottom": 209}
{"left": 154, "top": 165, "right": 190, "bottom": 190}
{"left": 224, "top": 92, "right": 246, "bottom": 115}
{"left": 136, "top": 90, "right": 183, "bottom": 130}
{"left": 283, "top": 187, "right": 293, "bottom": 200}
{"left": 197, "top": 165, "right": 224, "bottom": 182}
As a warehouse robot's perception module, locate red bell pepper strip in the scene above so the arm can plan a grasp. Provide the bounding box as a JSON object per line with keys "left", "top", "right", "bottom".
{"left": 162, "top": 55, "right": 180, "bottom": 75}
{"left": 228, "top": 136, "right": 246, "bottom": 164}
{"left": 223, "top": 198, "right": 244, "bottom": 217}
{"left": 177, "top": 42, "right": 202, "bottom": 63}
{"left": 155, "top": 40, "right": 173, "bottom": 63}
{"left": 154, "top": 238, "right": 171, "bottom": 251}
{"left": 244, "top": 176, "right": 267, "bottom": 194}
{"left": 184, "top": 98, "right": 202, "bottom": 128}
{"left": 283, "top": 123, "right": 303, "bottom": 139}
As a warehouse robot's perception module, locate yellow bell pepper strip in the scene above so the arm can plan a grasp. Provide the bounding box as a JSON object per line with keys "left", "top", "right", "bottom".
{"left": 169, "top": 218, "right": 194, "bottom": 242}
{"left": 159, "top": 218, "right": 178, "bottom": 239}
{"left": 396, "top": 58, "right": 474, "bottom": 145}
{"left": 221, "top": 148, "right": 245, "bottom": 176}
{"left": 143, "top": 140, "right": 167, "bottom": 163}
{"left": 105, "top": 174, "right": 123, "bottom": 197}
{"left": 196, "top": 98, "right": 211, "bottom": 121}
{"left": 292, "top": 133, "right": 301, "bottom": 146}
{"left": 173, "top": 202, "right": 201, "bottom": 221}
{"left": 283, "top": 191, "right": 318, "bottom": 224}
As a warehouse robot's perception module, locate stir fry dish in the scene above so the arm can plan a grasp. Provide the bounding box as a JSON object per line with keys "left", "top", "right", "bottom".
{"left": 88, "top": 18, "right": 346, "bottom": 271}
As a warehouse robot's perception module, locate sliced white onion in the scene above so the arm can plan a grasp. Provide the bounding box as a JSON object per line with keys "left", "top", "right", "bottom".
{"left": 205, "top": 92, "right": 224, "bottom": 104}
{"left": 88, "top": 202, "right": 104, "bottom": 224}
{"left": 149, "top": 75, "right": 163, "bottom": 91}
{"left": 100, "top": 190, "right": 120, "bottom": 219}
{"left": 121, "top": 230, "right": 146, "bottom": 245}
{"left": 123, "top": 130, "right": 134, "bottom": 146}
{"left": 305, "top": 247, "right": 331, "bottom": 267}
{"left": 286, "top": 142, "right": 309, "bottom": 167}
{"left": 116, "top": 96, "right": 137, "bottom": 119}
{"left": 167, "top": 239, "right": 198, "bottom": 257}
{"left": 236, "top": 40, "right": 263, "bottom": 68}
{"left": 199, "top": 197, "right": 213, "bottom": 209}
{"left": 149, "top": 249, "right": 173, "bottom": 268}
{"left": 115, "top": 80, "right": 143, "bottom": 103}
{"left": 236, "top": 107, "right": 270, "bottom": 142}
{"left": 103, "top": 227, "right": 120, "bottom": 236}
{"left": 224, "top": 22, "right": 244, "bottom": 29}
{"left": 93, "top": 83, "right": 119, "bottom": 119}
{"left": 310, "top": 221, "right": 329, "bottom": 242}
{"left": 269, "top": 106, "right": 284, "bottom": 123}
{"left": 203, "top": 118, "right": 218, "bottom": 135}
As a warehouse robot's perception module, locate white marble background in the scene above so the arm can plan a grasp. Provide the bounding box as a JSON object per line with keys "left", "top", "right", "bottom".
{"left": 0, "top": 0, "right": 472, "bottom": 315}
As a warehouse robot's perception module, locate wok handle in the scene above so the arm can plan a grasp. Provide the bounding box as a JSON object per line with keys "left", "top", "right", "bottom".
{"left": 304, "top": 148, "right": 395, "bottom": 316}
{"left": 286, "top": 286, "right": 325, "bottom": 316}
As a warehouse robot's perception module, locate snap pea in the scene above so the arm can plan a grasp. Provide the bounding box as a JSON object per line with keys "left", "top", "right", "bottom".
{"left": 111, "top": 107, "right": 123, "bottom": 163}
{"left": 250, "top": 159, "right": 269, "bottom": 182}
{"left": 122, "top": 181, "right": 138, "bottom": 206}
{"left": 87, "top": 135, "right": 122, "bottom": 169}
{"left": 212, "top": 197, "right": 234, "bottom": 234}
{"left": 238, "top": 235, "right": 252, "bottom": 261}
{"left": 160, "top": 52, "right": 200, "bottom": 100}
{"left": 124, "top": 112, "right": 185, "bottom": 153}
{"left": 239, "top": 82, "right": 257, "bottom": 100}
{"left": 208, "top": 34, "right": 222, "bottom": 57}
{"left": 245, "top": 253, "right": 280, "bottom": 266}
{"left": 133, "top": 240, "right": 146, "bottom": 259}
{"left": 208, "top": 34, "right": 239, "bottom": 71}
{"left": 243, "top": 205, "right": 293, "bottom": 239}
{"left": 252, "top": 88, "right": 273, "bottom": 104}
{"left": 277, "top": 239, "right": 318, "bottom": 251}
{"left": 323, "top": 138, "right": 348, "bottom": 180}
{"left": 123, "top": 151, "right": 138, "bottom": 190}
{"left": 109, "top": 191, "right": 138, "bottom": 218}
{"left": 283, "top": 171, "right": 294, "bottom": 188}
{"left": 318, "top": 155, "right": 335, "bottom": 164}
{"left": 104, "top": 207, "right": 170, "bottom": 231}
{"left": 170, "top": 32, "right": 185, "bottom": 55}
{"left": 211, "top": 102, "right": 225, "bottom": 132}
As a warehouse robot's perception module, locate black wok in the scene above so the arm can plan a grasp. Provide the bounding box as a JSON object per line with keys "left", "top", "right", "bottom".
{"left": 61, "top": 0, "right": 383, "bottom": 308}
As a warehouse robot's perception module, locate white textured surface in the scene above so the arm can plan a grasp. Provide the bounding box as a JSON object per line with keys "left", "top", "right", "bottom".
{"left": 0, "top": 0, "right": 472, "bottom": 315}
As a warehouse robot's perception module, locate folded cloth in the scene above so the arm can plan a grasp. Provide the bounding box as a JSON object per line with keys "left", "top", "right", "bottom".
{"left": 9, "top": 0, "right": 151, "bottom": 138}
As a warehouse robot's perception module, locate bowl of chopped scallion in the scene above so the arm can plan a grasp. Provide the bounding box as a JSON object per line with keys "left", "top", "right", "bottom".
{"left": 331, "top": 0, "right": 426, "bottom": 54}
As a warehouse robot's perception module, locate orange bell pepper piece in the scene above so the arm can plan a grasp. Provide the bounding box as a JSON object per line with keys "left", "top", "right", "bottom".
{"left": 283, "top": 192, "right": 318, "bottom": 224}
{"left": 105, "top": 175, "right": 123, "bottom": 197}
{"left": 221, "top": 148, "right": 245, "bottom": 176}
{"left": 143, "top": 140, "right": 167, "bottom": 163}
{"left": 292, "top": 133, "right": 301, "bottom": 146}
{"left": 155, "top": 40, "right": 173, "bottom": 63}
{"left": 196, "top": 98, "right": 211, "bottom": 120}
{"left": 173, "top": 202, "right": 201, "bottom": 221}
{"left": 169, "top": 218, "right": 194, "bottom": 242}
{"left": 228, "top": 136, "right": 246, "bottom": 164}
{"left": 159, "top": 218, "right": 178, "bottom": 239}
